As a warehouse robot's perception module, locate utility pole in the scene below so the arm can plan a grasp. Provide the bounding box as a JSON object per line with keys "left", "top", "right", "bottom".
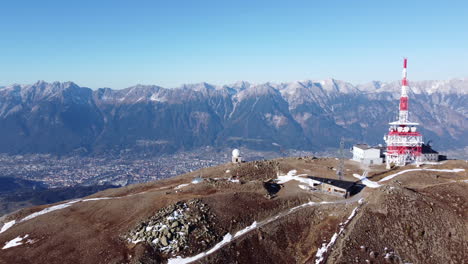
{"left": 336, "top": 137, "right": 345, "bottom": 180}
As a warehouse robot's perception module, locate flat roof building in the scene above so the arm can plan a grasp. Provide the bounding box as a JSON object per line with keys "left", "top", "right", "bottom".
{"left": 352, "top": 144, "right": 383, "bottom": 165}
{"left": 308, "top": 176, "right": 363, "bottom": 198}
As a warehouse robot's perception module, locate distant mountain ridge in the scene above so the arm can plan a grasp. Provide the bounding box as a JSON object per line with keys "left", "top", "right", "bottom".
{"left": 0, "top": 79, "right": 466, "bottom": 155}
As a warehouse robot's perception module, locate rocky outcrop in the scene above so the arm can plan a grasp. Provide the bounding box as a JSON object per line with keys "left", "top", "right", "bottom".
{"left": 127, "top": 199, "right": 220, "bottom": 257}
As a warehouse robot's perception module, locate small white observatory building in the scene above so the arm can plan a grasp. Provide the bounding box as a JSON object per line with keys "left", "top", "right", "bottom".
{"left": 232, "top": 149, "right": 243, "bottom": 163}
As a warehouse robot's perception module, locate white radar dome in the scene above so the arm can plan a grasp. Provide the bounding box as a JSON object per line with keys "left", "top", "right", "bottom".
{"left": 232, "top": 149, "right": 240, "bottom": 158}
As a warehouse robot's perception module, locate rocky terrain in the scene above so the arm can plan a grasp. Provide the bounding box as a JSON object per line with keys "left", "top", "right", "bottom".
{"left": 0, "top": 79, "right": 466, "bottom": 155}
{"left": 0, "top": 157, "right": 466, "bottom": 264}
{"left": 127, "top": 199, "right": 222, "bottom": 257}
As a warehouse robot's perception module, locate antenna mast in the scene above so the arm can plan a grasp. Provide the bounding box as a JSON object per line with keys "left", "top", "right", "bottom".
{"left": 336, "top": 137, "right": 345, "bottom": 180}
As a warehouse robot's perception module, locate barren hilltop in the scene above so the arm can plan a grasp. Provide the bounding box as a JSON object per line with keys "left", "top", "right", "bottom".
{"left": 0, "top": 158, "right": 467, "bottom": 264}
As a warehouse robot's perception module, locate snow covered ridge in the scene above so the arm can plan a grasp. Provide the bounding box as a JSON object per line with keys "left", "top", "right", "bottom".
{"left": 0, "top": 179, "right": 215, "bottom": 235}
{"left": 0, "top": 185, "right": 177, "bottom": 235}
{"left": 0, "top": 197, "right": 117, "bottom": 234}
{"left": 21, "top": 200, "right": 81, "bottom": 222}
{"left": 4, "top": 78, "right": 467, "bottom": 97}
{"left": 379, "top": 168, "right": 465, "bottom": 182}
{"left": 352, "top": 168, "right": 465, "bottom": 189}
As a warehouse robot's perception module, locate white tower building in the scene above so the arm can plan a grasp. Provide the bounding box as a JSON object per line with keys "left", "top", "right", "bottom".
{"left": 231, "top": 149, "right": 243, "bottom": 163}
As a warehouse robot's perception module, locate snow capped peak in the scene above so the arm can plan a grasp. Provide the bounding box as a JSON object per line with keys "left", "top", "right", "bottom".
{"left": 278, "top": 79, "right": 358, "bottom": 106}
{"left": 226, "top": 80, "right": 251, "bottom": 91}
{"left": 318, "top": 78, "right": 358, "bottom": 93}
{"left": 232, "top": 80, "right": 251, "bottom": 87}
{"left": 180, "top": 82, "right": 218, "bottom": 92}
{"left": 2, "top": 78, "right": 466, "bottom": 109}
{"left": 97, "top": 84, "right": 165, "bottom": 103}
{"left": 356, "top": 79, "right": 468, "bottom": 95}
{"left": 424, "top": 79, "right": 468, "bottom": 94}
{"left": 234, "top": 83, "right": 280, "bottom": 101}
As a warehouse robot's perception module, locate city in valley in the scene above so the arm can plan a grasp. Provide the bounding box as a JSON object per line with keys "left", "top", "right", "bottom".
{"left": 0, "top": 148, "right": 316, "bottom": 188}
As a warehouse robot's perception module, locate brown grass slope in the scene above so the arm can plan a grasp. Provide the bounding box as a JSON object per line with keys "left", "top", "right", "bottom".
{"left": 0, "top": 158, "right": 466, "bottom": 264}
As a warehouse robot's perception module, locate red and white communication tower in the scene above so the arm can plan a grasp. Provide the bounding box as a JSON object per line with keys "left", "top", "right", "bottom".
{"left": 384, "top": 58, "right": 424, "bottom": 168}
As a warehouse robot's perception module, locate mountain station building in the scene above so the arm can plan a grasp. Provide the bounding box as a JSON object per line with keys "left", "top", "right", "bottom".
{"left": 308, "top": 176, "right": 362, "bottom": 198}
{"left": 352, "top": 144, "right": 384, "bottom": 165}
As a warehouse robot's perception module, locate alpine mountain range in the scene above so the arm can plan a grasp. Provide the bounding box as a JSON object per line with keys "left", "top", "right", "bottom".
{"left": 0, "top": 79, "right": 466, "bottom": 155}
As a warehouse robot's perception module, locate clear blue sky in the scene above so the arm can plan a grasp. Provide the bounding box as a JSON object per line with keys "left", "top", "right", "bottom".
{"left": 1, "top": 0, "right": 467, "bottom": 89}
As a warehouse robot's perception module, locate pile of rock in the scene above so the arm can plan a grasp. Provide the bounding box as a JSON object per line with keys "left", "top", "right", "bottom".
{"left": 127, "top": 199, "right": 220, "bottom": 256}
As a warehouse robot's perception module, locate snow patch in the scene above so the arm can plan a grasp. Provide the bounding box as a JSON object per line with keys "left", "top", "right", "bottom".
{"left": 174, "top": 184, "right": 190, "bottom": 190}
{"left": 82, "top": 197, "right": 114, "bottom": 202}
{"left": 21, "top": 200, "right": 81, "bottom": 222}
{"left": 0, "top": 220, "right": 16, "bottom": 234}
{"left": 167, "top": 233, "right": 233, "bottom": 264}
{"left": 234, "top": 221, "right": 257, "bottom": 238}
{"left": 166, "top": 208, "right": 186, "bottom": 221}
{"left": 168, "top": 195, "right": 360, "bottom": 264}
{"left": 191, "top": 177, "right": 203, "bottom": 184}
{"left": 150, "top": 93, "right": 167, "bottom": 102}
{"left": 175, "top": 179, "right": 204, "bottom": 190}
{"left": 352, "top": 171, "right": 381, "bottom": 188}
{"left": 2, "top": 234, "right": 29, "bottom": 249}
{"left": 4, "top": 196, "right": 118, "bottom": 231}
{"left": 168, "top": 221, "right": 258, "bottom": 264}
{"left": 131, "top": 238, "right": 143, "bottom": 244}
{"left": 379, "top": 168, "right": 465, "bottom": 182}
{"left": 315, "top": 205, "right": 361, "bottom": 263}
{"left": 277, "top": 170, "right": 320, "bottom": 188}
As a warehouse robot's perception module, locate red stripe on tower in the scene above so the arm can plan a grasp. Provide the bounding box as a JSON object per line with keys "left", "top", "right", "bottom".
{"left": 400, "top": 97, "right": 408, "bottom": 110}
{"left": 403, "top": 58, "right": 407, "bottom": 69}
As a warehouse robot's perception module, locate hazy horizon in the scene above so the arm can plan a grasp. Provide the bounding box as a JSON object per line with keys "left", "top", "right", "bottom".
{"left": 1, "top": 0, "right": 467, "bottom": 89}
{"left": 3, "top": 76, "right": 468, "bottom": 91}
